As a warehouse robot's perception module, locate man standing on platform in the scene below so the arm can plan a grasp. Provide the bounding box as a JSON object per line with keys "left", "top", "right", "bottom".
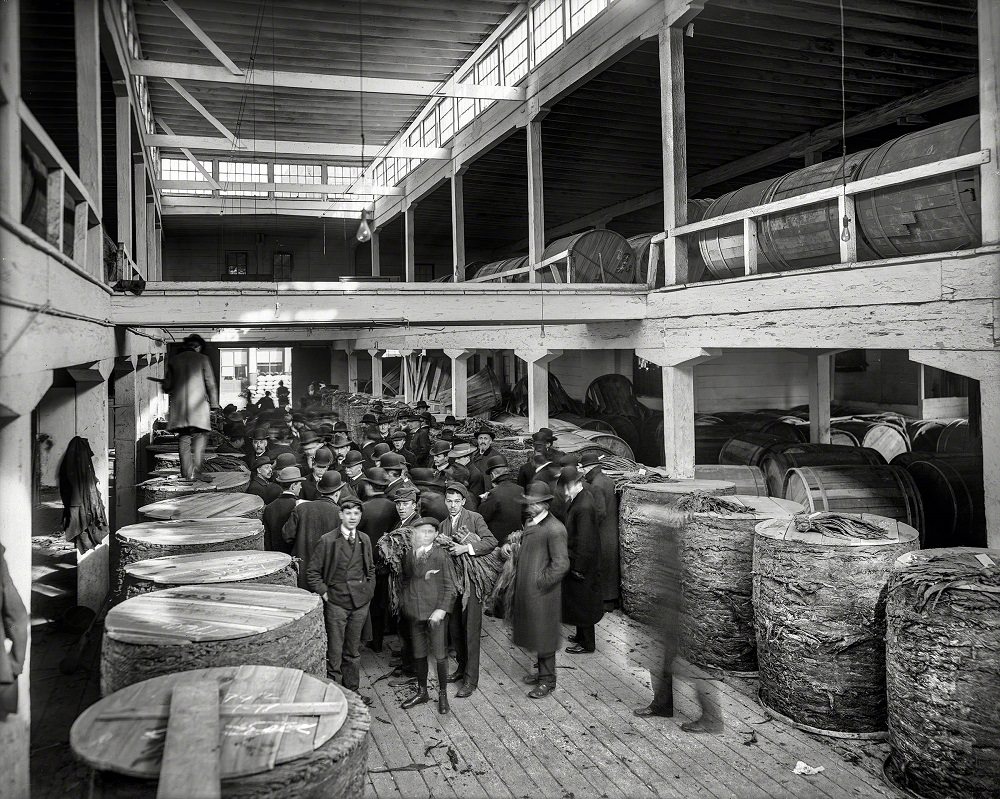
{"left": 306, "top": 495, "right": 375, "bottom": 698}
{"left": 246, "top": 455, "right": 281, "bottom": 504}
{"left": 579, "top": 452, "right": 620, "bottom": 607}
{"left": 161, "top": 333, "right": 220, "bottom": 481}
{"left": 282, "top": 470, "right": 345, "bottom": 587}
{"left": 508, "top": 481, "right": 569, "bottom": 698}
{"left": 558, "top": 465, "right": 603, "bottom": 654}
{"left": 478, "top": 455, "right": 523, "bottom": 546}
{"left": 262, "top": 466, "right": 303, "bottom": 553}
{"left": 439, "top": 482, "right": 496, "bottom": 698}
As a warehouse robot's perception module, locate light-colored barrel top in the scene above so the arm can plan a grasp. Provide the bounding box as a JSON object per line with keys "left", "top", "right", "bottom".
{"left": 755, "top": 514, "right": 920, "bottom": 548}
{"left": 124, "top": 551, "right": 292, "bottom": 586}
{"left": 117, "top": 517, "right": 263, "bottom": 546}
{"left": 71, "top": 665, "right": 348, "bottom": 780}
{"left": 145, "top": 442, "right": 218, "bottom": 454}
{"left": 148, "top": 451, "right": 236, "bottom": 463}
{"left": 105, "top": 584, "right": 321, "bottom": 645}
{"left": 138, "top": 492, "right": 264, "bottom": 520}
{"left": 627, "top": 479, "right": 736, "bottom": 495}
{"left": 137, "top": 471, "right": 248, "bottom": 494}
{"left": 692, "top": 496, "right": 803, "bottom": 519}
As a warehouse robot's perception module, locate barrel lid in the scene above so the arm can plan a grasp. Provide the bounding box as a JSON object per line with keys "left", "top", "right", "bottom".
{"left": 117, "top": 517, "right": 263, "bottom": 545}
{"left": 146, "top": 443, "right": 218, "bottom": 454}
{"left": 150, "top": 451, "right": 229, "bottom": 463}
{"left": 105, "top": 584, "right": 320, "bottom": 644}
{"left": 755, "top": 514, "right": 919, "bottom": 547}
{"left": 627, "top": 479, "right": 736, "bottom": 494}
{"left": 139, "top": 492, "right": 264, "bottom": 519}
{"left": 893, "top": 547, "right": 1000, "bottom": 588}
{"left": 70, "top": 665, "right": 348, "bottom": 780}
{"left": 693, "top": 496, "right": 803, "bottom": 520}
{"left": 138, "top": 472, "right": 248, "bottom": 492}
{"left": 125, "top": 551, "right": 291, "bottom": 585}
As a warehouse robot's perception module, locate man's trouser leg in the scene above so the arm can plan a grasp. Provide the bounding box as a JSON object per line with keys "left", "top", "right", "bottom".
{"left": 324, "top": 600, "right": 349, "bottom": 684}
{"left": 191, "top": 430, "right": 208, "bottom": 475}
{"left": 537, "top": 652, "right": 556, "bottom": 687}
{"left": 462, "top": 592, "right": 483, "bottom": 687}
{"left": 576, "top": 624, "right": 596, "bottom": 651}
{"left": 178, "top": 432, "right": 194, "bottom": 479}
{"left": 340, "top": 602, "right": 370, "bottom": 691}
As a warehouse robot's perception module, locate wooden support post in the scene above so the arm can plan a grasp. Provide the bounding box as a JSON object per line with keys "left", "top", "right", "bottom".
{"left": 46, "top": 170, "right": 66, "bottom": 252}
{"left": 808, "top": 353, "right": 832, "bottom": 444}
{"left": 134, "top": 163, "right": 148, "bottom": 278}
{"left": 515, "top": 349, "right": 562, "bottom": 432}
{"left": 636, "top": 347, "right": 720, "bottom": 478}
{"left": 398, "top": 350, "right": 417, "bottom": 403}
{"left": 368, "top": 349, "right": 385, "bottom": 397}
{"left": 112, "top": 357, "right": 139, "bottom": 528}
{"left": 451, "top": 167, "right": 466, "bottom": 282}
{"left": 75, "top": 0, "right": 102, "bottom": 216}
{"left": 115, "top": 90, "right": 133, "bottom": 254}
{"left": 73, "top": 202, "right": 90, "bottom": 267}
{"left": 404, "top": 203, "right": 416, "bottom": 282}
{"left": 345, "top": 346, "right": 359, "bottom": 394}
{"left": 370, "top": 229, "right": 381, "bottom": 277}
{"left": 980, "top": 0, "right": 1000, "bottom": 245}
{"left": 146, "top": 202, "right": 156, "bottom": 280}
{"left": 75, "top": 362, "right": 111, "bottom": 610}
{"left": 526, "top": 110, "right": 547, "bottom": 284}
{"left": 444, "top": 349, "right": 473, "bottom": 418}
{"left": 916, "top": 364, "right": 927, "bottom": 420}
{"left": 659, "top": 26, "right": 689, "bottom": 285}
{"left": 0, "top": 0, "right": 20, "bottom": 220}
{"left": 743, "top": 217, "right": 759, "bottom": 275}
{"left": 838, "top": 192, "right": 858, "bottom": 263}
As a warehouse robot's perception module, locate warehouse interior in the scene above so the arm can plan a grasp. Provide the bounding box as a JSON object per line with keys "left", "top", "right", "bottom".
{"left": 1, "top": 0, "right": 997, "bottom": 797}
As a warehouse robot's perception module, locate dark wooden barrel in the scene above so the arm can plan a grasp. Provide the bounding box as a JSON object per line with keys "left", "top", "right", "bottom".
{"left": 693, "top": 424, "right": 739, "bottom": 465}
{"left": 718, "top": 432, "right": 786, "bottom": 466}
{"left": 551, "top": 412, "right": 617, "bottom": 434}
{"left": 902, "top": 455, "right": 985, "bottom": 548}
{"left": 123, "top": 550, "right": 297, "bottom": 598}
{"left": 630, "top": 199, "right": 712, "bottom": 287}
{"left": 596, "top": 413, "right": 641, "bottom": 455}
{"left": 762, "top": 444, "right": 887, "bottom": 498}
{"left": 855, "top": 115, "right": 981, "bottom": 258}
{"left": 694, "top": 465, "right": 769, "bottom": 496}
{"left": 538, "top": 229, "right": 635, "bottom": 284}
{"left": 907, "top": 420, "right": 946, "bottom": 452}
{"left": 571, "top": 429, "right": 634, "bottom": 460}
{"left": 100, "top": 584, "right": 326, "bottom": 695}
{"left": 937, "top": 419, "right": 975, "bottom": 454}
{"left": 697, "top": 177, "right": 780, "bottom": 279}
{"left": 830, "top": 428, "right": 861, "bottom": 446}
{"left": 831, "top": 419, "right": 877, "bottom": 445}
{"left": 72, "top": 666, "right": 369, "bottom": 799}
{"left": 782, "top": 465, "right": 924, "bottom": 533}
{"left": 754, "top": 515, "right": 919, "bottom": 735}
{"left": 473, "top": 255, "right": 529, "bottom": 281}
{"left": 861, "top": 422, "right": 911, "bottom": 463}
{"left": 746, "top": 417, "right": 808, "bottom": 442}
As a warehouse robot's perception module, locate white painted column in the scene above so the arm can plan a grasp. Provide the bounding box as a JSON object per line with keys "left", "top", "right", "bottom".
{"left": 368, "top": 349, "right": 385, "bottom": 397}
{"left": 808, "top": 353, "right": 833, "bottom": 444}
{"left": 451, "top": 166, "right": 466, "bottom": 282}
{"left": 134, "top": 163, "right": 148, "bottom": 278}
{"left": 515, "top": 349, "right": 562, "bottom": 432}
{"left": 445, "top": 349, "right": 474, "bottom": 418}
{"left": 112, "top": 357, "right": 139, "bottom": 529}
{"left": 658, "top": 25, "right": 689, "bottom": 285}
{"left": 526, "top": 107, "right": 547, "bottom": 284}
{"left": 398, "top": 350, "right": 417, "bottom": 403}
{"left": 115, "top": 88, "right": 133, "bottom": 255}
{"left": 345, "top": 345, "right": 359, "bottom": 394}
{"left": 370, "top": 230, "right": 381, "bottom": 277}
{"left": 637, "top": 347, "right": 720, "bottom": 478}
{"left": 0, "top": 0, "right": 22, "bottom": 220}
{"left": 979, "top": 0, "right": 1000, "bottom": 245}
{"left": 404, "top": 203, "right": 416, "bottom": 282}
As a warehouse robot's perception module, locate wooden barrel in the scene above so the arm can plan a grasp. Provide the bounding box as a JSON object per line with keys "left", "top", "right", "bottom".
{"left": 884, "top": 548, "right": 1000, "bottom": 799}
{"left": 782, "top": 465, "right": 924, "bottom": 533}
{"left": 570, "top": 429, "right": 634, "bottom": 460}
{"left": 151, "top": 450, "right": 234, "bottom": 471}
{"left": 760, "top": 443, "right": 887, "bottom": 498}
{"left": 137, "top": 471, "right": 251, "bottom": 506}
{"left": 694, "top": 465, "right": 769, "bottom": 496}
{"left": 907, "top": 420, "right": 946, "bottom": 452}
{"left": 697, "top": 176, "right": 780, "bottom": 279}
{"left": 694, "top": 424, "right": 738, "bottom": 465}
{"left": 113, "top": 518, "right": 264, "bottom": 599}
{"left": 123, "top": 551, "right": 296, "bottom": 598}
{"left": 718, "top": 432, "right": 786, "bottom": 466}
{"left": 679, "top": 496, "right": 803, "bottom": 672}
{"left": 903, "top": 455, "right": 985, "bottom": 548}
{"left": 595, "top": 413, "right": 642, "bottom": 454}
{"left": 637, "top": 413, "right": 665, "bottom": 467}
{"left": 829, "top": 427, "right": 861, "bottom": 447}
{"left": 546, "top": 419, "right": 582, "bottom": 433}
{"left": 854, "top": 115, "right": 981, "bottom": 258}
{"left": 619, "top": 479, "right": 736, "bottom": 624}
{"left": 72, "top": 665, "right": 369, "bottom": 799}
{"left": 101, "top": 585, "right": 326, "bottom": 695}
{"left": 139, "top": 492, "right": 265, "bottom": 521}
{"left": 936, "top": 419, "right": 975, "bottom": 453}
{"left": 747, "top": 417, "right": 808, "bottom": 442}
{"left": 630, "top": 201, "right": 711, "bottom": 287}
{"left": 861, "top": 422, "right": 911, "bottom": 463}
{"left": 551, "top": 412, "right": 617, "bottom": 434}
{"left": 831, "top": 419, "right": 877, "bottom": 446}
{"left": 754, "top": 515, "right": 919, "bottom": 735}
{"left": 538, "top": 229, "right": 635, "bottom": 284}
{"left": 556, "top": 432, "right": 615, "bottom": 464}
{"left": 472, "top": 255, "right": 529, "bottom": 282}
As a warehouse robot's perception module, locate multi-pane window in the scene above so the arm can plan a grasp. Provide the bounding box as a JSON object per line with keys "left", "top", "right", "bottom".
{"left": 160, "top": 157, "right": 213, "bottom": 196}
{"left": 420, "top": 113, "right": 437, "bottom": 149}
{"left": 272, "top": 253, "right": 293, "bottom": 279}
{"left": 274, "top": 163, "right": 322, "bottom": 198}
{"left": 257, "top": 349, "right": 285, "bottom": 375}
{"left": 474, "top": 48, "right": 501, "bottom": 114}
{"left": 456, "top": 91, "right": 476, "bottom": 132}
{"left": 568, "top": 0, "right": 607, "bottom": 35}
{"left": 531, "top": 0, "right": 565, "bottom": 65}
{"left": 438, "top": 99, "right": 455, "bottom": 143}
{"left": 326, "top": 165, "right": 375, "bottom": 201}
{"left": 407, "top": 130, "right": 421, "bottom": 173}
{"left": 220, "top": 349, "right": 249, "bottom": 382}
{"left": 225, "top": 250, "right": 248, "bottom": 276}
{"left": 219, "top": 161, "right": 267, "bottom": 197}
{"left": 502, "top": 18, "right": 529, "bottom": 84}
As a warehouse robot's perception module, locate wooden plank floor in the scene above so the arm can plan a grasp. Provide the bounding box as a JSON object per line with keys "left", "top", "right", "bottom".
{"left": 358, "top": 611, "right": 901, "bottom": 799}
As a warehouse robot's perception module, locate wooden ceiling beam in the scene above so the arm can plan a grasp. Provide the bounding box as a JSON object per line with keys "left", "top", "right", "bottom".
{"left": 161, "top": 0, "right": 243, "bottom": 76}
{"left": 147, "top": 133, "right": 451, "bottom": 160}
{"left": 163, "top": 77, "right": 237, "bottom": 143}
{"left": 154, "top": 118, "right": 221, "bottom": 189}
{"left": 157, "top": 179, "right": 402, "bottom": 196}
{"left": 130, "top": 59, "right": 525, "bottom": 101}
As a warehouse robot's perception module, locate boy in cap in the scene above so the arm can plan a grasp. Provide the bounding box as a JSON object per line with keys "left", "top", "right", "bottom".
{"left": 262, "top": 466, "right": 303, "bottom": 553}
{"left": 306, "top": 495, "right": 375, "bottom": 696}
{"left": 399, "top": 517, "right": 457, "bottom": 715}
{"left": 389, "top": 429, "right": 416, "bottom": 467}
{"left": 245, "top": 455, "right": 281, "bottom": 504}
{"left": 440, "top": 482, "right": 496, "bottom": 698}
{"left": 282, "top": 471, "right": 345, "bottom": 587}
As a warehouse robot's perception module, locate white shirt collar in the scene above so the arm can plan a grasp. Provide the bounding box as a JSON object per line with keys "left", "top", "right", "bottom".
{"left": 528, "top": 509, "right": 548, "bottom": 526}
{"left": 340, "top": 525, "right": 356, "bottom": 540}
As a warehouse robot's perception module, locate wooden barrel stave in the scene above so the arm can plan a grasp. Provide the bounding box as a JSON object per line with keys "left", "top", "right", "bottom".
{"left": 861, "top": 423, "right": 911, "bottom": 463}
{"left": 903, "top": 455, "right": 985, "bottom": 548}
{"left": 718, "top": 433, "right": 786, "bottom": 466}
{"left": 760, "top": 444, "right": 887, "bottom": 498}
{"left": 694, "top": 465, "right": 769, "bottom": 496}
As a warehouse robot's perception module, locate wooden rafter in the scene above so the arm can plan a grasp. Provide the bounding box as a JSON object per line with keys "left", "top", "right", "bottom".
{"left": 155, "top": 118, "right": 221, "bottom": 189}
{"left": 157, "top": 179, "right": 403, "bottom": 196}
{"left": 163, "top": 78, "right": 237, "bottom": 143}
{"left": 161, "top": 0, "right": 243, "bottom": 76}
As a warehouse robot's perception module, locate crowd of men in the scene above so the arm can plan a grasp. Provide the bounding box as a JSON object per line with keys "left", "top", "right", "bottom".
{"left": 211, "top": 397, "right": 629, "bottom": 716}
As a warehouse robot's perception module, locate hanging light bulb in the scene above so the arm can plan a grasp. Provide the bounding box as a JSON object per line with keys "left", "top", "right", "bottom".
{"left": 840, "top": 214, "right": 852, "bottom": 242}
{"left": 356, "top": 209, "right": 372, "bottom": 243}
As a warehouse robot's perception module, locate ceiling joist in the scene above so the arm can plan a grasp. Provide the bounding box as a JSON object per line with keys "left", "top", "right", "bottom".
{"left": 161, "top": 0, "right": 243, "bottom": 76}
{"left": 148, "top": 133, "right": 452, "bottom": 160}
{"left": 157, "top": 179, "right": 403, "bottom": 196}
{"left": 163, "top": 77, "right": 238, "bottom": 143}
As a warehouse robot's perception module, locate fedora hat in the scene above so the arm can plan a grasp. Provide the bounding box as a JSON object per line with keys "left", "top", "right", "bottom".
{"left": 579, "top": 452, "right": 603, "bottom": 467}
{"left": 329, "top": 433, "right": 351, "bottom": 448}
{"left": 409, "top": 468, "right": 444, "bottom": 489}
{"left": 298, "top": 429, "right": 320, "bottom": 445}
{"left": 360, "top": 467, "right": 391, "bottom": 487}
{"left": 275, "top": 466, "right": 304, "bottom": 484}
{"left": 484, "top": 454, "right": 509, "bottom": 471}
{"left": 520, "top": 481, "right": 554, "bottom": 504}
{"left": 448, "top": 442, "right": 476, "bottom": 459}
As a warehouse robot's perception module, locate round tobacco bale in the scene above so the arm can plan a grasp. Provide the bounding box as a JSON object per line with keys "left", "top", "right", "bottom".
{"left": 123, "top": 551, "right": 296, "bottom": 598}
{"left": 72, "top": 666, "right": 370, "bottom": 799}
{"left": 138, "top": 492, "right": 265, "bottom": 522}
{"left": 679, "top": 496, "right": 803, "bottom": 673}
{"left": 137, "top": 472, "right": 251, "bottom": 506}
{"left": 151, "top": 450, "right": 237, "bottom": 471}
{"left": 618, "top": 479, "right": 736, "bottom": 624}
{"left": 884, "top": 548, "right": 1000, "bottom": 799}
{"left": 100, "top": 584, "right": 325, "bottom": 696}
{"left": 753, "top": 514, "right": 919, "bottom": 736}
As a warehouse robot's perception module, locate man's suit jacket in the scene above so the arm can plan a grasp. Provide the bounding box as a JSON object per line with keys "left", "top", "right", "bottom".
{"left": 478, "top": 475, "right": 524, "bottom": 545}
{"left": 282, "top": 497, "right": 341, "bottom": 587}
{"left": 438, "top": 508, "right": 497, "bottom": 556}
{"left": 246, "top": 474, "right": 281, "bottom": 505}
{"left": 305, "top": 530, "right": 376, "bottom": 608}
{"left": 262, "top": 493, "right": 298, "bottom": 553}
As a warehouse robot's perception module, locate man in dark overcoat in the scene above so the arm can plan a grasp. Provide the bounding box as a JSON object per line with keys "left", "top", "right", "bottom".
{"left": 509, "top": 481, "right": 569, "bottom": 698}
{"left": 470, "top": 427, "right": 498, "bottom": 489}
{"left": 558, "top": 466, "right": 603, "bottom": 654}
{"left": 580, "top": 452, "right": 620, "bottom": 606}
{"left": 245, "top": 455, "right": 281, "bottom": 505}
{"left": 282, "top": 470, "right": 344, "bottom": 586}
{"left": 516, "top": 429, "right": 561, "bottom": 487}
{"left": 409, "top": 412, "right": 434, "bottom": 468}
{"left": 477, "top": 455, "right": 523, "bottom": 546}
{"left": 262, "top": 466, "right": 303, "bottom": 553}
{"left": 359, "top": 468, "right": 398, "bottom": 652}
{"left": 161, "top": 334, "right": 219, "bottom": 480}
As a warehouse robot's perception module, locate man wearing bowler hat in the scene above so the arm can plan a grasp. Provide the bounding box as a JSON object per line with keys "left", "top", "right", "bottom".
{"left": 262, "top": 466, "right": 304, "bottom": 553}
{"left": 448, "top": 442, "right": 486, "bottom": 498}
{"left": 410, "top": 412, "right": 434, "bottom": 468}
{"left": 579, "top": 451, "right": 620, "bottom": 607}
{"left": 359, "top": 468, "right": 397, "bottom": 651}
{"left": 516, "top": 428, "right": 562, "bottom": 488}
{"left": 429, "top": 439, "right": 452, "bottom": 481}
{"left": 409, "top": 468, "right": 448, "bottom": 522}
{"left": 246, "top": 455, "right": 281, "bottom": 504}
{"left": 478, "top": 455, "right": 523, "bottom": 545}
{"left": 301, "top": 446, "right": 334, "bottom": 501}
{"left": 558, "top": 465, "right": 603, "bottom": 654}
{"left": 282, "top": 470, "right": 345, "bottom": 587}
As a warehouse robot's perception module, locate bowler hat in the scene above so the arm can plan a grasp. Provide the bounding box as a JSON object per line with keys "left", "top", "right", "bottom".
{"left": 531, "top": 429, "right": 556, "bottom": 444}
{"left": 372, "top": 443, "right": 391, "bottom": 458}
{"left": 414, "top": 400, "right": 429, "bottom": 410}
{"left": 438, "top": 429, "right": 455, "bottom": 442}
{"left": 313, "top": 447, "right": 334, "bottom": 467}
{"left": 445, "top": 481, "right": 469, "bottom": 500}
{"left": 448, "top": 442, "right": 476, "bottom": 459}
{"left": 275, "top": 466, "right": 304, "bottom": 484}
{"left": 252, "top": 426, "right": 269, "bottom": 441}
{"left": 379, "top": 452, "right": 407, "bottom": 469}
{"left": 317, "top": 471, "right": 343, "bottom": 494}
{"left": 474, "top": 426, "right": 495, "bottom": 440}
{"left": 343, "top": 450, "right": 364, "bottom": 467}
{"left": 579, "top": 452, "right": 603, "bottom": 467}
{"left": 443, "top": 415, "right": 461, "bottom": 426}
{"left": 299, "top": 429, "right": 320, "bottom": 446}
{"left": 421, "top": 412, "right": 436, "bottom": 426}
{"left": 252, "top": 455, "right": 272, "bottom": 469}
{"left": 520, "top": 481, "right": 554, "bottom": 504}
{"left": 361, "top": 412, "right": 377, "bottom": 424}
{"left": 484, "top": 454, "right": 509, "bottom": 471}
{"left": 409, "top": 468, "right": 444, "bottom": 490}
{"left": 559, "top": 453, "right": 580, "bottom": 467}
{"left": 360, "top": 467, "right": 391, "bottom": 487}
{"left": 333, "top": 421, "right": 349, "bottom": 433}
{"left": 430, "top": 440, "right": 452, "bottom": 456}
{"left": 339, "top": 495, "right": 363, "bottom": 511}
{"left": 329, "top": 433, "right": 351, "bottom": 448}
{"left": 376, "top": 415, "right": 389, "bottom": 425}
{"left": 274, "top": 452, "right": 299, "bottom": 470}
{"left": 557, "top": 465, "right": 584, "bottom": 486}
